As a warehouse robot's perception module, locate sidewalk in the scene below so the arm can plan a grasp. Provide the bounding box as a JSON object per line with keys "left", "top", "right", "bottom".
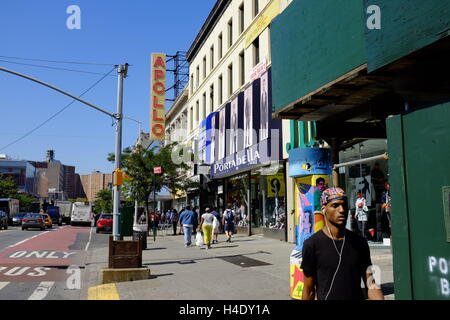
{"left": 82, "top": 230, "right": 394, "bottom": 300}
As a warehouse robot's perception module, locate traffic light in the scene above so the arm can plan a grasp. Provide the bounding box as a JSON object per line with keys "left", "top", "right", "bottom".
{"left": 113, "top": 168, "right": 123, "bottom": 186}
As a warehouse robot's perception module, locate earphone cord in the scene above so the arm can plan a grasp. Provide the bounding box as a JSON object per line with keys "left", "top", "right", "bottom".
{"left": 324, "top": 220, "right": 346, "bottom": 300}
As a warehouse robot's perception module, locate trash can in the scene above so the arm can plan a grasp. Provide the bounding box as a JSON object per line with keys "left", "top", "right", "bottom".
{"left": 132, "top": 224, "right": 148, "bottom": 250}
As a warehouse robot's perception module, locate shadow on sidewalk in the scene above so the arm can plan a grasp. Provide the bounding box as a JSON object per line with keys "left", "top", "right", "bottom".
{"left": 142, "top": 251, "right": 272, "bottom": 267}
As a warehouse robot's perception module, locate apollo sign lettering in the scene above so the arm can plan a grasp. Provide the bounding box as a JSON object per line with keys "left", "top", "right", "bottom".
{"left": 150, "top": 53, "right": 166, "bottom": 140}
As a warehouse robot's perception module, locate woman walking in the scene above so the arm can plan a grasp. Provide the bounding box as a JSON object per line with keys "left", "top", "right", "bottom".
{"left": 198, "top": 207, "right": 214, "bottom": 249}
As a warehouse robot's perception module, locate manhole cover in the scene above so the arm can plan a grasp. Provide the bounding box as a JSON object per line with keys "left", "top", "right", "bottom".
{"left": 219, "top": 255, "right": 271, "bottom": 267}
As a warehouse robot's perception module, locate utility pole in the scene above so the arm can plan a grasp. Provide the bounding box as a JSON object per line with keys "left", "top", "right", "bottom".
{"left": 112, "top": 63, "right": 129, "bottom": 241}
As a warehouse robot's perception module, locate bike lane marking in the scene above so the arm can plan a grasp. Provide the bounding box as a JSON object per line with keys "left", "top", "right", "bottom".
{"left": 0, "top": 226, "right": 90, "bottom": 282}
{"left": 28, "top": 281, "right": 54, "bottom": 300}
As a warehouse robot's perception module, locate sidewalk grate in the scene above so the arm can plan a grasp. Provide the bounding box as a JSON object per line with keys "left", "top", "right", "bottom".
{"left": 218, "top": 255, "right": 272, "bottom": 268}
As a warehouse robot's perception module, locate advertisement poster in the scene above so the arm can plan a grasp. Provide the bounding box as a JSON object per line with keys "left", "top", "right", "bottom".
{"left": 230, "top": 96, "right": 238, "bottom": 154}
{"left": 260, "top": 72, "right": 269, "bottom": 141}
{"left": 218, "top": 107, "right": 226, "bottom": 160}
{"left": 243, "top": 85, "right": 253, "bottom": 148}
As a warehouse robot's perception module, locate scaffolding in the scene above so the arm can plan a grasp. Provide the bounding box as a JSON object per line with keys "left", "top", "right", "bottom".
{"left": 166, "top": 51, "right": 189, "bottom": 102}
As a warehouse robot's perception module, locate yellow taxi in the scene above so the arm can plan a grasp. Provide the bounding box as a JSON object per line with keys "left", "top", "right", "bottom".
{"left": 41, "top": 213, "right": 53, "bottom": 229}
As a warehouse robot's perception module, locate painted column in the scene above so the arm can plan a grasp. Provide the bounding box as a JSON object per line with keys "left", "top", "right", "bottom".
{"left": 288, "top": 147, "right": 332, "bottom": 299}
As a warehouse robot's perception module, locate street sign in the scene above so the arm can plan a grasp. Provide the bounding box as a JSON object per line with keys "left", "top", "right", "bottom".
{"left": 153, "top": 167, "right": 162, "bottom": 174}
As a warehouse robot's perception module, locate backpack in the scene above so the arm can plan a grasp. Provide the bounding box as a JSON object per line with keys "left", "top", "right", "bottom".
{"left": 224, "top": 209, "right": 234, "bottom": 224}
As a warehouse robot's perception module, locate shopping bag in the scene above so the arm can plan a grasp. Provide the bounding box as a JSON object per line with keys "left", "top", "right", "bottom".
{"left": 212, "top": 216, "right": 219, "bottom": 233}
{"left": 195, "top": 231, "right": 204, "bottom": 246}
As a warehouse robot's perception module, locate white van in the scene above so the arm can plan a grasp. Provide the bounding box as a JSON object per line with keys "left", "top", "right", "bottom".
{"left": 70, "top": 202, "right": 93, "bottom": 226}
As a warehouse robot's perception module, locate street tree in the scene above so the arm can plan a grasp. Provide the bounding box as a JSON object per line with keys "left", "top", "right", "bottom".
{"left": 108, "top": 142, "right": 197, "bottom": 214}
{"left": 94, "top": 189, "right": 113, "bottom": 214}
{"left": 0, "top": 174, "right": 19, "bottom": 198}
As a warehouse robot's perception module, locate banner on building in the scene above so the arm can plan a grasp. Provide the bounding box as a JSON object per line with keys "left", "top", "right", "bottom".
{"left": 150, "top": 53, "right": 166, "bottom": 140}
{"left": 245, "top": 0, "right": 281, "bottom": 48}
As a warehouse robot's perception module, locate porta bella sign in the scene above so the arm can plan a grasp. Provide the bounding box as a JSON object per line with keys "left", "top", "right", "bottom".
{"left": 150, "top": 53, "right": 166, "bottom": 140}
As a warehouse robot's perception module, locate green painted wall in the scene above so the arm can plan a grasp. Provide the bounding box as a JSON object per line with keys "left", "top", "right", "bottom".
{"left": 387, "top": 101, "right": 450, "bottom": 300}
{"left": 365, "top": 0, "right": 450, "bottom": 72}
{"left": 271, "top": 0, "right": 366, "bottom": 113}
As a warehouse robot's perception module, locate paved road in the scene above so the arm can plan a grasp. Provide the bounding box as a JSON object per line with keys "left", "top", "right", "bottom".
{"left": 0, "top": 224, "right": 109, "bottom": 300}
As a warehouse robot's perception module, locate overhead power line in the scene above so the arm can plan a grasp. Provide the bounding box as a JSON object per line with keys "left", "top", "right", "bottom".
{"left": 0, "top": 55, "right": 115, "bottom": 66}
{"left": 0, "top": 59, "right": 116, "bottom": 77}
{"left": 0, "top": 66, "right": 117, "bottom": 152}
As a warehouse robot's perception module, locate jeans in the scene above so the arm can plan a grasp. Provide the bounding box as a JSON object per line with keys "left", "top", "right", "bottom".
{"left": 183, "top": 226, "right": 192, "bottom": 245}
{"left": 358, "top": 220, "right": 367, "bottom": 238}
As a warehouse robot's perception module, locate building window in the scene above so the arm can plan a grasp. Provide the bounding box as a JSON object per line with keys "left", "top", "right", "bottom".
{"left": 219, "top": 74, "right": 223, "bottom": 105}
{"left": 239, "top": 3, "right": 244, "bottom": 34}
{"left": 196, "top": 65, "right": 199, "bottom": 88}
{"left": 210, "top": 84, "right": 214, "bottom": 113}
{"left": 218, "top": 33, "right": 223, "bottom": 59}
{"left": 203, "top": 56, "right": 206, "bottom": 80}
{"left": 228, "top": 18, "right": 233, "bottom": 48}
{"left": 202, "top": 92, "right": 207, "bottom": 120}
{"left": 190, "top": 107, "right": 193, "bottom": 131}
{"left": 210, "top": 45, "right": 214, "bottom": 70}
{"left": 196, "top": 100, "right": 199, "bottom": 125}
{"left": 239, "top": 50, "right": 245, "bottom": 86}
{"left": 253, "top": 37, "right": 260, "bottom": 66}
{"left": 190, "top": 74, "right": 194, "bottom": 94}
{"left": 228, "top": 63, "right": 233, "bottom": 97}
{"left": 253, "top": 0, "right": 259, "bottom": 18}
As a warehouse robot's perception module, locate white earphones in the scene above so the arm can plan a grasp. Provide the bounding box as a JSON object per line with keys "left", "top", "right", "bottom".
{"left": 323, "top": 207, "right": 346, "bottom": 300}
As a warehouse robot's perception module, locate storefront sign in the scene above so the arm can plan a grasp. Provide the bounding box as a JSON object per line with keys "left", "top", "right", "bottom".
{"left": 250, "top": 59, "right": 267, "bottom": 81}
{"left": 211, "top": 138, "right": 281, "bottom": 179}
{"left": 288, "top": 147, "right": 333, "bottom": 178}
{"left": 150, "top": 53, "right": 166, "bottom": 140}
{"left": 267, "top": 173, "right": 285, "bottom": 197}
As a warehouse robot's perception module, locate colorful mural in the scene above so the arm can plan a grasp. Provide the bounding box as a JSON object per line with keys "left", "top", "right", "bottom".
{"left": 290, "top": 174, "right": 329, "bottom": 299}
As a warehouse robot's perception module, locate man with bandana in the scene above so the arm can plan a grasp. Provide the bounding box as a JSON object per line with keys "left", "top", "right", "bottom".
{"left": 301, "top": 187, "right": 384, "bottom": 300}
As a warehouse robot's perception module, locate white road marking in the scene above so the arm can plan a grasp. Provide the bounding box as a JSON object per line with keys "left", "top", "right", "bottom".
{"left": 28, "top": 281, "right": 54, "bottom": 300}
{"left": 84, "top": 227, "right": 94, "bottom": 252}
{"left": 7, "top": 232, "right": 50, "bottom": 249}
{"left": 0, "top": 282, "right": 9, "bottom": 291}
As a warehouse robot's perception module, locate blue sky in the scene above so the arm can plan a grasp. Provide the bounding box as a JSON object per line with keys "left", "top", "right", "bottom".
{"left": 0, "top": 0, "right": 216, "bottom": 174}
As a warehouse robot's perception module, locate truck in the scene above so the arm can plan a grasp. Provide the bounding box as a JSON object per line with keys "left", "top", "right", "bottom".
{"left": 70, "top": 202, "right": 93, "bottom": 226}
{"left": 46, "top": 206, "right": 62, "bottom": 226}
{"left": 0, "top": 198, "right": 20, "bottom": 225}
{"left": 54, "top": 200, "right": 73, "bottom": 225}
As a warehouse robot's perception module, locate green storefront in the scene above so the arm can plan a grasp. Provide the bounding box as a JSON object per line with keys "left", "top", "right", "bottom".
{"left": 271, "top": 0, "right": 450, "bottom": 299}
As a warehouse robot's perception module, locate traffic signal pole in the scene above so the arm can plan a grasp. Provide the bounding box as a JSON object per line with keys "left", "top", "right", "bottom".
{"left": 112, "top": 64, "right": 128, "bottom": 241}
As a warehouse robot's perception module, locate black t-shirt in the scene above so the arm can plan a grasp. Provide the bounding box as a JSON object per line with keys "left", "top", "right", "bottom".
{"left": 300, "top": 229, "right": 372, "bottom": 300}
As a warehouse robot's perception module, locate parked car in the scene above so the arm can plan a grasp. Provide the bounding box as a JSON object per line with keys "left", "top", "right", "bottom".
{"left": 0, "top": 211, "right": 8, "bottom": 230}
{"left": 12, "top": 212, "right": 27, "bottom": 226}
{"left": 41, "top": 213, "right": 53, "bottom": 229}
{"left": 22, "top": 213, "right": 46, "bottom": 231}
{"left": 96, "top": 213, "right": 113, "bottom": 233}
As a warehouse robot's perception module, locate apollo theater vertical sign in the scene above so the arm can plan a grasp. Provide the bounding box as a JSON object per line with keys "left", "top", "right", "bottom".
{"left": 150, "top": 53, "right": 166, "bottom": 140}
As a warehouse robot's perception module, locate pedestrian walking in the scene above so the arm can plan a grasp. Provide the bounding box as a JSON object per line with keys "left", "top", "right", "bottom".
{"left": 355, "top": 191, "right": 369, "bottom": 239}
{"left": 198, "top": 207, "right": 214, "bottom": 249}
{"left": 301, "top": 187, "right": 384, "bottom": 300}
{"left": 192, "top": 206, "right": 199, "bottom": 235}
{"left": 139, "top": 212, "right": 147, "bottom": 224}
{"left": 179, "top": 206, "right": 196, "bottom": 247}
{"left": 211, "top": 207, "right": 221, "bottom": 244}
{"left": 170, "top": 209, "right": 179, "bottom": 235}
{"left": 381, "top": 181, "right": 391, "bottom": 235}
{"left": 222, "top": 203, "right": 236, "bottom": 243}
